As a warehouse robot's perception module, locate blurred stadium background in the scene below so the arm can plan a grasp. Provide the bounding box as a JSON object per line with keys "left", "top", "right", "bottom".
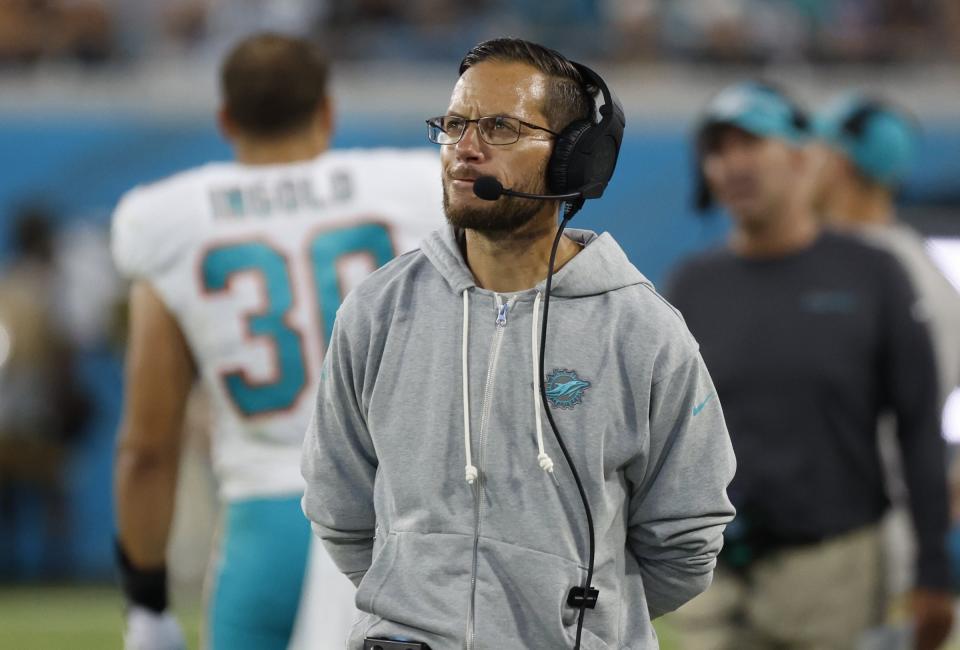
{"left": 0, "top": 1, "right": 958, "bottom": 648}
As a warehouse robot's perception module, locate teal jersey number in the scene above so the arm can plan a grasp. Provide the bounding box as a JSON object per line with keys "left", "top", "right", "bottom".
{"left": 310, "top": 222, "right": 394, "bottom": 343}
{"left": 202, "top": 241, "right": 306, "bottom": 416}
{"left": 201, "top": 223, "right": 394, "bottom": 417}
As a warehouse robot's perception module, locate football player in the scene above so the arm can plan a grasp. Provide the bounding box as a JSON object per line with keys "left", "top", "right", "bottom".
{"left": 113, "top": 32, "right": 442, "bottom": 650}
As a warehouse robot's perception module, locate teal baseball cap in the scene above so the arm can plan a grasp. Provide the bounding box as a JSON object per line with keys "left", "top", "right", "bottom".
{"left": 693, "top": 81, "right": 809, "bottom": 211}
{"left": 814, "top": 93, "right": 917, "bottom": 186}
{"left": 698, "top": 81, "right": 810, "bottom": 146}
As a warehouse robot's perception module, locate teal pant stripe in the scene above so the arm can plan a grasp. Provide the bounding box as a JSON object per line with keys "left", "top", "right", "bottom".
{"left": 208, "top": 496, "right": 310, "bottom": 650}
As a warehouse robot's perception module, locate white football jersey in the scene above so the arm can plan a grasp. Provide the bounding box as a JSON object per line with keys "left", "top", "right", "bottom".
{"left": 112, "top": 149, "right": 443, "bottom": 501}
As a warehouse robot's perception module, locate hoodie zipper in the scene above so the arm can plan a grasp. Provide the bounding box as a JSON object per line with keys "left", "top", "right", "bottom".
{"left": 465, "top": 293, "right": 514, "bottom": 650}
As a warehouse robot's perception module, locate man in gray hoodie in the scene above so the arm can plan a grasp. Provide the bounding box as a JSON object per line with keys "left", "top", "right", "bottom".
{"left": 301, "top": 38, "right": 736, "bottom": 649}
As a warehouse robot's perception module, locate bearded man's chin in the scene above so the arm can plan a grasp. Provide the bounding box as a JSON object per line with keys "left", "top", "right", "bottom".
{"left": 443, "top": 189, "right": 543, "bottom": 236}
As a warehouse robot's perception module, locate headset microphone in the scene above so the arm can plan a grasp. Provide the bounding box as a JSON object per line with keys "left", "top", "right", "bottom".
{"left": 472, "top": 176, "right": 591, "bottom": 202}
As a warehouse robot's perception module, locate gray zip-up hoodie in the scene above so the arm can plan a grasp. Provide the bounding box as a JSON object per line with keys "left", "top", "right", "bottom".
{"left": 302, "top": 226, "right": 736, "bottom": 650}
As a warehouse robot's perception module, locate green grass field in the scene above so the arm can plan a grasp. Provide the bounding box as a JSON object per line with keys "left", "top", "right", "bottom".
{"left": 0, "top": 584, "right": 679, "bottom": 650}
{"left": 0, "top": 585, "right": 202, "bottom": 650}
{"left": 4, "top": 584, "right": 956, "bottom": 650}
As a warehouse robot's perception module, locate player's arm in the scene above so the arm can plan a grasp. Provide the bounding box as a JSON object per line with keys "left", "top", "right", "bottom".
{"left": 114, "top": 281, "right": 195, "bottom": 626}
{"left": 301, "top": 307, "right": 377, "bottom": 586}
{"left": 878, "top": 258, "right": 954, "bottom": 649}
{"left": 624, "top": 352, "right": 736, "bottom": 619}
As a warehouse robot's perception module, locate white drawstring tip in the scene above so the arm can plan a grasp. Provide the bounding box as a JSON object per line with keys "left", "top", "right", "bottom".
{"left": 537, "top": 452, "right": 555, "bottom": 473}
{"left": 465, "top": 465, "right": 479, "bottom": 484}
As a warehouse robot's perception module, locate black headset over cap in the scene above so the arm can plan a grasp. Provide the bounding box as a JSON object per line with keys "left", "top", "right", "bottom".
{"left": 547, "top": 62, "right": 625, "bottom": 201}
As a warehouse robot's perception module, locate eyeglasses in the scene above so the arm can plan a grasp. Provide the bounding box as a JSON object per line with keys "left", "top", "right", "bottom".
{"left": 426, "top": 115, "right": 558, "bottom": 146}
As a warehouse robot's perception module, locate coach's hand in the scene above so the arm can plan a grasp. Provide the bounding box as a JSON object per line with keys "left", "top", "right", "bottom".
{"left": 913, "top": 588, "right": 954, "bottom": 650}
{"left": 124, "top": 605, "right": 186, "bottom": 650}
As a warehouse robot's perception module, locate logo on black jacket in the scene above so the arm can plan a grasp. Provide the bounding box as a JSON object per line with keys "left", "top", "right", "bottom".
{"left": 545, "top": 369, "right": 592, "bottom": 409}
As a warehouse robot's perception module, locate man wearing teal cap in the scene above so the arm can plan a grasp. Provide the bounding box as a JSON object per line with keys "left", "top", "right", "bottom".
{"left": 811, "top": 94, "right": 960, "bottom": 650}
{"left": 692, "top": 81, "right": 811, "bottom": 215}
{"left": 668, "top": 82, "right": 952, "bottom": 650}
{"left": 811, "top": 94, "right": 960, "bottom": 412}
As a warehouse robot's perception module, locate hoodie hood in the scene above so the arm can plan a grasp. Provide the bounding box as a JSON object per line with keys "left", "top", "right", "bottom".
{"left": 421, "top": 224, "right": 650, "bottom": 298}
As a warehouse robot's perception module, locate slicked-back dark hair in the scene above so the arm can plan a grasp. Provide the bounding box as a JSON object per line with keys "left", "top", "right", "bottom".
{"left": 458, "top": 38, "right": 595, "bottom": 133}
{"left": 220, "top": 33, "right": 329, "bottom": 137}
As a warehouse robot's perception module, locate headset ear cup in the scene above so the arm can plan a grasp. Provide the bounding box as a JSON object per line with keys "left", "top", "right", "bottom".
{"left": 548, "top": 120, "right": 594, "bottom": 194}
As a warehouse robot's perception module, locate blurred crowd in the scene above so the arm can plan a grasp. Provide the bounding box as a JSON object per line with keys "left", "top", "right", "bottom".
{"left": 0, "top": 204, "right": 120, "bottom": 579}
{"left": 1, "top": 0, "right": 959, "bottom": 66}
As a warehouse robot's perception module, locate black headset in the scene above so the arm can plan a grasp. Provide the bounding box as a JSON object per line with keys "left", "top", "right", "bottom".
{"left": 547, "top": 62, "right": 625, "bottom": 201}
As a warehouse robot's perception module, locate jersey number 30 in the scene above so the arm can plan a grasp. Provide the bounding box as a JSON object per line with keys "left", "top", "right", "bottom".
{"left": 201, "top": 223, "right": 394, "bottom": 417}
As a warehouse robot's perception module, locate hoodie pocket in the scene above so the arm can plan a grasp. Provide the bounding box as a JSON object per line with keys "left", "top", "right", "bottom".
{"left": 578, "top": 627, "right": 612, "bottom": 650}
{"left": 353, "top": 530, "right": 475, "bottom": 644}
{"left": 472, "top": 538, "right": 612, "bottom": 649}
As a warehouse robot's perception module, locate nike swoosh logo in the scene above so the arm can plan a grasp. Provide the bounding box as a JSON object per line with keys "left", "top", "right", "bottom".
{"left": 693, "top": 394, "right": 714, "bottom": 416}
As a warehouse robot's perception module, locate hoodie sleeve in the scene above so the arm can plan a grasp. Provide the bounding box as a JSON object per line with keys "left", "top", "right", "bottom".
{"left": 624, "top": 352, "right": 736, "bottom": 619}
{"left": 301, "top": 310, "right": 378, "bottom": 587}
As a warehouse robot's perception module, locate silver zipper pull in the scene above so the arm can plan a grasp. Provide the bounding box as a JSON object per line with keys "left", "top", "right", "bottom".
{"left": 496, "top": 302, "right": 509, "bottom": 327}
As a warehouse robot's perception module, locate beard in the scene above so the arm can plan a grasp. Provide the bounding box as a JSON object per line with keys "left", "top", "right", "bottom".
{"left": 443, "top": 163, "right": 549, "bottom": 239}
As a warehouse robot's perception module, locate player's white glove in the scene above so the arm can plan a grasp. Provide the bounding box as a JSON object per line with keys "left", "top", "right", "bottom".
{"left": 124, "top": 605, "right": 186, "bottom": 650}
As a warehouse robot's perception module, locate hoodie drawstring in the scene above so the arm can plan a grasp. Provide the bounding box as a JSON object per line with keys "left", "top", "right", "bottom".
{"left": 461, "top": 289, "right": 556, "bottom": 486}
{"left": 531, "top": 292, "right": 556, "bottom": 477}
{"left": 463, "top": 290, "right": 478, "bottom": 484}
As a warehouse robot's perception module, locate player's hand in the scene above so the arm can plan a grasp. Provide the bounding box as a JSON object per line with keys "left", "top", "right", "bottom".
{"left": 124, "top": 605, "right": 187, "bottom": 650}
{"left": 912, "top": 588, "right": 955, "bottom": 650}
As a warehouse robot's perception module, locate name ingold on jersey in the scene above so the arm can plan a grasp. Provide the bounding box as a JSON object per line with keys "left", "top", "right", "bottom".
{"left": 210, "top": 172, "right": 354, "bottom": 219}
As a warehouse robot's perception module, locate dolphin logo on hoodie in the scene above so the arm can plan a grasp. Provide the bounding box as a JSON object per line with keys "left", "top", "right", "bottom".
{"left": 545, "top": 368, "right": 592, "bottom": 409}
